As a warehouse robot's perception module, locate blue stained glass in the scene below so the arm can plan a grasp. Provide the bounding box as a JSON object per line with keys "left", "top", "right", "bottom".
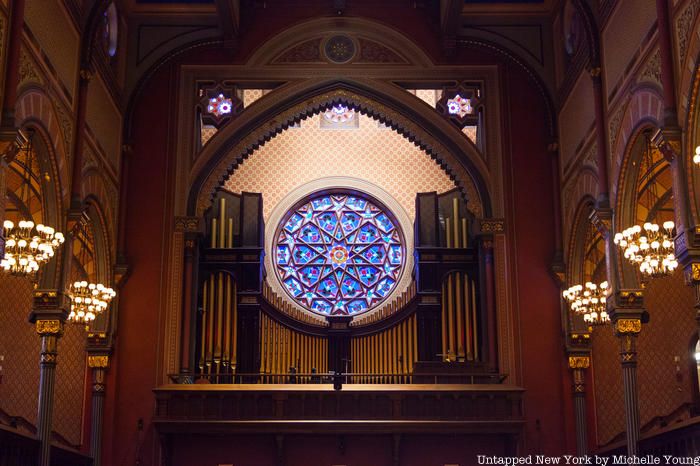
{"left": 299, "top": 266, "right": 322, "bottom": 286}
{"left": 299, "top": 224, "right": 322, "bottom": 242}
{"left": 357, "top": 224, "right": 379, "bottom": 243}
{"left": 285, "top": 213, "right": 304, "bottom": 233}
{"left": 311, "top": 300, "right": 332, "bottom": 313}
{"left": 273, "top": 193, "right": 405, "bottom": 316}
{"left": 375, "top": 213, "right": 394, "bottom": 232}
{"left": 361, "top": 245, "right": 386, "bottom": 264}
{"left": 317, "top": 277, "right": 339, "bottom": 298}
{"left": 347, "top": 300, "right": 368, "bottom": 314}
{"left": 340, "top": 277, "right": 362, "bottom": 298}
{"left": 293, "top": 245, "right": 317, "bottom": 264}
{"left": 277, "top": 246, "right": 291, "bottom": 264}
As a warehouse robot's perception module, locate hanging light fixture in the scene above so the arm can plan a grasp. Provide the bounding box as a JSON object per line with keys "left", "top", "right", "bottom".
{"left": 67, "top": 281, "right": 116, "bottom": 325}
{"left": 613, "top": 130, "right": 677, "bottom": 278}
{"left": 563, "top": 281, "right": 610, "bottom": 325}
{"left": 1, "top": 130, "right": 65, "bottom": 277}
{"left": 694, "top": 146, "right": 700, "bottom": 166}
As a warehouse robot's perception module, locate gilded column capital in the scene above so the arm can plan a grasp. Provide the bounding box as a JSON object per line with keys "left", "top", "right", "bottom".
{"left": 651, "top": 126, "right": 682, "bottom": 161}
{"left": 568, "top": 356, "right": 590, "bottom": 369}
{"left": 35, "top": 319, "right": 63, "bottom": 336}
{"left": 615, "top": 318, "right": 642, "bottom": 335}
{"left": 479, "top": 219, "right": 505, "bottom": 234}
{"left": 87, "top": 355, "right": 110, "bottom": 368}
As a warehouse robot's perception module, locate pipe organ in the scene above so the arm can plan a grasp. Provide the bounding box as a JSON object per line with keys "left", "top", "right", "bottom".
{"left": 440, "top": 195, "right": 481, "bottom": 362}
{"left": 350, "top": 313, "right": 417, "bottom": 382}
{"left": 197, "top": 271, "right": 237, "bottom": 378}
{"left": 189, "top": 189, "right": 496, "bottom": 384}
{"left": 259, "top": 312, "right": 328, "bottom": 382}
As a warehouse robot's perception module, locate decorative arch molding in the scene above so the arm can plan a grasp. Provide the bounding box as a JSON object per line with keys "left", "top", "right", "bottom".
{"left": 614, "top": 122, "right": 662, "bottom": 289}
{"left": 14, "top": 88, "right": 71, "bottom": 207}
{"left": 682, "top": 61, "right": 700, "bottom": 225}
{"left": 246, "top": 17, "right": 432, "bottom": 68}
{"left": 188, "top": 79, "right": 493, "bottom": 219}
{"left": 566, "top": 195, "right": 597, "bottom": 285}
{"left": 82, "top": 167, "right": 116, "bottom": 258}
{"left": 609, "top": 87, "right": 664, "bottom": 204}
{"left": 562, "top": 166, "right": 598, "bottom": 246}
{"left": 83, "top": 197, "right": 113, "bottom": 284}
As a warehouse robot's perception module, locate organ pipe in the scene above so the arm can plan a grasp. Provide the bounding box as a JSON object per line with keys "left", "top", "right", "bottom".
{"left": 349, "top": 313, "right": 418, "bottom": 382}
{"left": 258, "top": 312, "right": 328, "bottom": 381}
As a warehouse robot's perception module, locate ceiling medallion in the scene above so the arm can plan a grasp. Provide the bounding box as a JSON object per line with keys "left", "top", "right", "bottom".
{"left": 324, "top": 35, "right": 356, "bottom": 64}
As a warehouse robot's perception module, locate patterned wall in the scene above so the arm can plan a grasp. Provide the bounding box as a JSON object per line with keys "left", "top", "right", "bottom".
{"left": 0, "top": 274, "right": 86, "bottom": 446}
{"left": 0, "top": 276, "right": 40, "bottom": 426}
{"left": 223, "top": 114, "right": 457, "bottom": 220}
{"left": 592, "top": 269, "right": 696, "bottom": 446}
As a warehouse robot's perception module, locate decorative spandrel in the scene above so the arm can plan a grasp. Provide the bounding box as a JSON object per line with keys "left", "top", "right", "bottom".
{"left": 273, "top": 193, "right": 405, "bottom": 316}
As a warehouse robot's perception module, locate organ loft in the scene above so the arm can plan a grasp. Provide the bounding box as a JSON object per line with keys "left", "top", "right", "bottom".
{"left": 2, "top": 1, "right": 700, "bottom": 465}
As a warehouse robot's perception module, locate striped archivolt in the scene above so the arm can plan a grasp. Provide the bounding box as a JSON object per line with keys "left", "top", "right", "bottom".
{"left": 441, "top": 272, "right": 479, "bottom": 362}
{"left": 198, "top": 271, "right": 238, "bottom": 377}
{"left": 350, "top": 313, "right": 418, "bottom": 383}
{"left": 259, "top": 313, "right": 328, "bottom": 382}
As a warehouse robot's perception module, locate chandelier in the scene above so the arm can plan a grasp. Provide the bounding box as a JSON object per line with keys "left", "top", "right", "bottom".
{"left": 613, "top": 130, "right": 677, "bottom": 278}
{"left": 694, "top": 146, "right": 700, "bottom": 165}
{"left": 68, "top": 281, "right": 116, "bottom": 324}
{"left": 563, "top": 281, "right": 610, "bottom": 325}
{"left": 1, "top": 130, "right": 65, "bottom": 277}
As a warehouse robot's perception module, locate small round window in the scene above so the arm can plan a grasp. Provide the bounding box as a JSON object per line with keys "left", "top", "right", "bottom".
{"left": 273, "top": 192, "right": 405, "bottom": 316}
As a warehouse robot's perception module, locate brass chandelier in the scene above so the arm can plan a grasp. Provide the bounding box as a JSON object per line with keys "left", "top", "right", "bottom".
{"left": 563, "top": 281, "right": 610, "bottom": 325}
{"left": 68, "top": 281, "right": 116, "bottom": 325}
{"left": 613, "top": 130, "right": 677, "bottom": 278}
{"left": 1, "top": 131, "right": 65, "bottom": 276}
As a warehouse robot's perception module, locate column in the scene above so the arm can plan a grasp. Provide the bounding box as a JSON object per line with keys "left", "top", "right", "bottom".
{"left": 568, "top": 353, "right": 590, "bottom": 455}
{"left": 590, "top": 67, "right": 610, "bottom": 208}
{"left": 35, "top": 318, "right": 64, "bottom": 466}
{"left": 87, "top": 354, "right": 109, "bottom": 466}
{"left": 611, "top": 308, "right": 644, "bottom": 456}
{"left": 176, "top": 217, "right": 203, "bottom": 381}
{"left": 68, "top": 68, "right": 92, "bottom": 213}
{"left": 31, "top": 290, "right": 69, "bottom": 466}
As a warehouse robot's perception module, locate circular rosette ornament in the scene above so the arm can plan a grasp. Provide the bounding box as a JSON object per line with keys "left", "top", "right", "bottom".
{"left": 274, "top": 193, "right": 405, "bottom": 316}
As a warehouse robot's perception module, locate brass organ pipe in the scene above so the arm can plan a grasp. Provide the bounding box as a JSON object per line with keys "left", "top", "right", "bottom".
{"left": 462, "top": 218, "right": 468, "bottom": 248}
{"left": 401, "top": 320, "right": 408, "bottom": 377}
{"left": 455, "top": 272, "right": 464, "bottom": 357}
{"left": 260, "top": 314, "right": 266, "bottom": 374}
{"left": 472, "top": 280, "right": 479, "bottom": 361}
{"left": 224, "top": 274, "right": 231, "bottom": 365}
{"left": 411, "top": 315, "right": 417, "bottom": 373}
{"left": 219, "top": 198, "right": 226, "bottom": 248}
{"left": 211, "top": 218, "right": 217, "bottom": 248}
{"left": 227, "top": 218, "right": 233, "bottom": 248}
{"left": 452, "top": 198, "right": 460, "bottom": 248}
{"left": 447, "top": 273, "right": 455, "bottom": 356}
{"left": 232, "top": 282, "right": 238, "bottom": 366}
{"left": 207, "top": 275, "right": 215, "bottom": 372}
{"left": 464, "top": 273, "right": 472, "bottom": 360}
{"left": 446, "top": 218, "right": 451, "bottom": 249}
{"left": 441, "top": 282, "right": 447, "bottom": 360}
{"left": 200, "top": 281, "right": 208, "bottom": 369}
{"left": 216, "top": 273, "right": 224, "bottom": 361}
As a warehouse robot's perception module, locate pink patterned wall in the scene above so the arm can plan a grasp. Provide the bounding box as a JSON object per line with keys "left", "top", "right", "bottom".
{"left": 224, "top": 114, "right": 456, "bottom": 219}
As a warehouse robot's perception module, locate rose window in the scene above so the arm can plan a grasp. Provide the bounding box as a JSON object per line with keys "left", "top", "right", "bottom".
{"left": 274, "top": 193, "right": 405, "bottom": 316}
